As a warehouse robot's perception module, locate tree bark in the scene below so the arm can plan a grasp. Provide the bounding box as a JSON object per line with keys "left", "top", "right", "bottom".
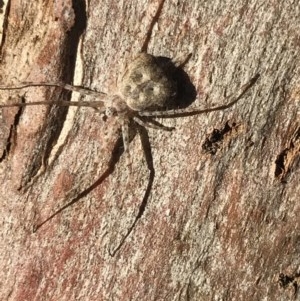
{"left": 0, "top": 0, "right": 299, "bottom": 300}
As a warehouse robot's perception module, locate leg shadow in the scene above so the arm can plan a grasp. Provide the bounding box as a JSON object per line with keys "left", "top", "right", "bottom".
{"left": 33, "top": 136, "right": 124, "bottom": 232}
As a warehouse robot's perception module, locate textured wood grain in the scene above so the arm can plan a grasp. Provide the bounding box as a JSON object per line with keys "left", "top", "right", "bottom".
{"left": 0, "top": 0, "right": 299, "bottom": 300}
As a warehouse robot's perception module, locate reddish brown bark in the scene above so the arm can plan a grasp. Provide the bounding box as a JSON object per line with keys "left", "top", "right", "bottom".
{"left": 0, "top": 0, "right": 299, "bottom": 300}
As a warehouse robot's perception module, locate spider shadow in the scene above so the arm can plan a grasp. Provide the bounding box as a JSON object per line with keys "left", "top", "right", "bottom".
{"left": 33, "top": 136, "right": 125, "bottom": 232}
{"left": 156, "top": 55, "right": 197, "bottom": 110}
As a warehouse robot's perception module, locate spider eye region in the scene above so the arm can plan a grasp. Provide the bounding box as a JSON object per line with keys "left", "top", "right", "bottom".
{"left": 120, "top": 53, "right": 177, "bottom": 111}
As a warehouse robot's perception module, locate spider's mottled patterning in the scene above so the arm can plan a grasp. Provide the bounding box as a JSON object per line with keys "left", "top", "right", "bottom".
{"left": 120, "top": 53, "right": 177, "bottom": 111}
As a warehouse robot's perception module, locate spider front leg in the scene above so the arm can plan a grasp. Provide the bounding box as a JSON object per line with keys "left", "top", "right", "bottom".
{"left": 0, "top": 81, "right": 106, "bottom": 97}
{"left": 0, "top": 81, "right": 109, "bottom": 111}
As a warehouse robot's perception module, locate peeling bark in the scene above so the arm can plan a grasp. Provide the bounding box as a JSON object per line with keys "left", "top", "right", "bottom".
{"left": 0, "top": 0, "right": 300, "bottom": 300}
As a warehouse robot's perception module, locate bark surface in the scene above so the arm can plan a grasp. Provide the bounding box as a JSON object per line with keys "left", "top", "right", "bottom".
{"left": 0, "top": 0, "right": 299, "bottom": 300}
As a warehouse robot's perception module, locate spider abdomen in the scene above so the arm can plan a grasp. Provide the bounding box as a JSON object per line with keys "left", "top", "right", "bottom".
{"left": 119, "top": 53, "right": 177, "bottom": 111}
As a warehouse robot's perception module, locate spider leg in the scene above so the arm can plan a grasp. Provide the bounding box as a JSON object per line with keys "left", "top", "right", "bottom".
{"left": 120, "top": 119, "right": 130, "bottom": 153}
{"left": 172, "top": 53, "right": 192, "bottom": 68}
{"left": 109, "top": 123, "right": 155, "bottom": 256}
{"left": 140, "top": 0, "right": 167, "bottom": 53}
{"left": 0, "top": 82, "right": 106, "bottom": 97}
{"left": 0, "top": 82, "right": 107, "bottom": 109}
{"left": 0, "top": 100, "right": 107, "bottom": 109}
{"left": 133, "top": 116, "right": 174, "bottom": 131}
{"left": 139, "top": 74, "right": 260, "bottom": 118}
{"left": 120, "top": 118, "right": 135, "bottom": 174}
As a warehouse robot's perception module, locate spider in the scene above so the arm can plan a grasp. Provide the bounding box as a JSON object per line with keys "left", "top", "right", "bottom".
{"left": 0, "top": 1, "right": 259, "bottom": 254}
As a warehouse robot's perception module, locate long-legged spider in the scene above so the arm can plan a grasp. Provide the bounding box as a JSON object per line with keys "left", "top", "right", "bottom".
{"left": 0, "top": 0, "right": 259, "bottom": 255}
